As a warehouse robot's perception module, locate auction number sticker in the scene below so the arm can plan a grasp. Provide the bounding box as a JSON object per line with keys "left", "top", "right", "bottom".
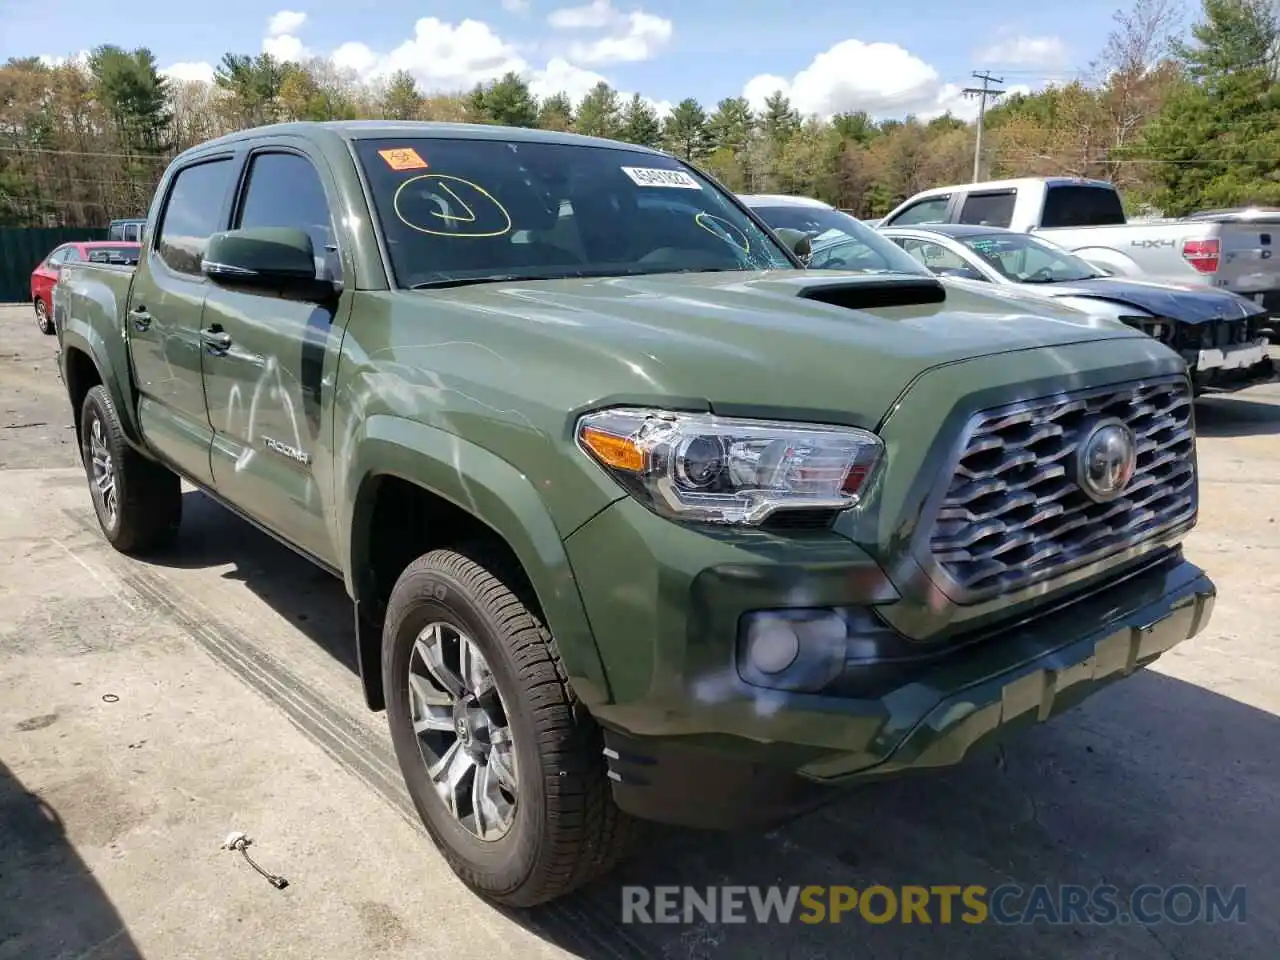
{"left": 621, "top": 166, "right": 701, "bottom": 189}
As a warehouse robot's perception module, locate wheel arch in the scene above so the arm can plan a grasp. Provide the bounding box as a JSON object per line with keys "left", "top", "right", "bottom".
{"left": 60, "top": 327, "right": 145, "bottom": 448}
{"left": 341, "top": 415, "right": 612, "bottom": 713}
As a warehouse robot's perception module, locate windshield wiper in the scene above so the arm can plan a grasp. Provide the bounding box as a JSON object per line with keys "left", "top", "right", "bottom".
{"left": 410, "top": 274, "right": 554, "bottom": 289}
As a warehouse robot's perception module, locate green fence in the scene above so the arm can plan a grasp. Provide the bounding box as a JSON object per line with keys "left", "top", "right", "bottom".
{"left": 0, "top": 227, "right": 107, "bottom": 304}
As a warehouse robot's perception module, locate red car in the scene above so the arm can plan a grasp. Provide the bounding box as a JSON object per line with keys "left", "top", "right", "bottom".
{"left": 31, "top": 240, "right": 141, "bottom": 335}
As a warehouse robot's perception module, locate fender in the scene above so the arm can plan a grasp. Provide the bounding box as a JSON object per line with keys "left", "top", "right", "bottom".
{"left": 342, "top": 414, "right": 614, "bottom": 710}
{"left": 59, "top": 319, "right": 147, "bottom": 450}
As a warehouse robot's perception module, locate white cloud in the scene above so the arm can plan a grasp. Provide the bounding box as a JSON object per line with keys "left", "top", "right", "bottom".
{"left": 331, "top": 41, "right": 379, "bottom": 76}
{"left": 374, "top": 17, "right": 527, "bottom": 88}
{"left": 37, "top": 50, "right": 90, "bottom": 69}
{"left": 527, "top": 56, "right": 671, "bottom": 115}
{"left": 501, "top": 0, "right": 531, "bottom": 12}
{"left": 161, "top": 61, "right": 217, "bottom": 84}
{"left": 264, "top": 33, "right": 309, "bottom": 62}
{"left": 977, "top": 35, "right": 1069, "bottom": 67}
{"left": 528, "top": 57, "right": 608, "bottom": 101}
{"left": 548, "top": 1, "right": 672, "bottom": 64}
{"left": 548, "top": 0, "right": 614, "bottom": 28}
{"left": 744, "top": 39, "right": 998, "bottom": 122}
{"left": 267, "top": 10, "right": 307, "bottom": 37}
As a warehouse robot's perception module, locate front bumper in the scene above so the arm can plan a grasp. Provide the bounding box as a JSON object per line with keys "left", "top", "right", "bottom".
{"left": 568, "top": 496, "right": 1214, "bottom": 827}
{"left": 1187, "top": 339, "right": 1274, "bottom": 392}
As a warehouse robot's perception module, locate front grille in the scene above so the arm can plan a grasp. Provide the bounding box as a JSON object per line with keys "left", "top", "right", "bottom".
{"left": 927, "top": 377, "right": 1196, "bottom": 598}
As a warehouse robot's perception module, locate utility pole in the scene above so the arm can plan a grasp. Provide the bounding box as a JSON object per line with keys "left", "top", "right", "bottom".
{"left": 962, "top": 71, "right": 1005, "bottom": 183}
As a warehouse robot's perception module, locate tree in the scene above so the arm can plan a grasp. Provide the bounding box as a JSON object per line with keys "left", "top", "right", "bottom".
{"left": 575, "top": 81, "right": 622, "bottom": 138}
{"left": 707, "top": 96, "right": 754, "bottom": 153}
{"left": 617, "top": 93, "right": 661, "bottom": 147}
{"left": 1125, "top": 0, "right": 1280, "bottom": 212}
{"left": 213, "top": 52, "right": 288, "bottom": 126}
{"left": 1173, "top": 0, "right": 1280, "bottom": 77}
{"left": 760, "top": 90, "right": 800, "bottom": 143}
{"left": 468, "top": 71, "right": 538, "bottom": 127}
{"left": 663, "top": 97, "right": 712, "bottom": 160}
{"left": 537, "top": 91, "right": 575, "bottom": 131}
{"left": 87, "top": 45, "right": 172, "bottom": 152}
{"left": 381, "top": 70, "right": 421, "bottom": 120}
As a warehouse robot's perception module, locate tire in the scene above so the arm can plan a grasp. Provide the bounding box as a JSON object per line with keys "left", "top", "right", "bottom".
{"left": 34, "top": 297, "right": 54, "bottom": 335}
{"left": 382, "top": 547, "right": 637, "bottom": 907}
{"left": 79, "top": 385, "right": 182, "bottom": 553}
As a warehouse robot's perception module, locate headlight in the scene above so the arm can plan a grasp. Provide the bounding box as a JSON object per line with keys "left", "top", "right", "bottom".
{"left": 575, "top": 407, "right": 883, "bottom": 526}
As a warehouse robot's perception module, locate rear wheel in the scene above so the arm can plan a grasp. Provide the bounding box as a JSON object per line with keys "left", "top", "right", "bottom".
{"left": 382, "top": 547, "right": 637, "bottom": 907}
{"left": 34, "top": 298, "right": 53, "bottom": 335}
{"left": 79, "top": 385, "right": 182, "bottom": 553}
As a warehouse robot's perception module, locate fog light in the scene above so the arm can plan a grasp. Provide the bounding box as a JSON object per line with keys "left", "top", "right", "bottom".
{"left": 746, "top": 618, "right": 800, "bottom": 674}
{"left": 737, "top": 609, "right": 850, "bottom": 693}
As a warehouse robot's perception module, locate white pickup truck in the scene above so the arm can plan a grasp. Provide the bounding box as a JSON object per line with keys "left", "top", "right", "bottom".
{"left": 879, "top": 178, "right": 1280, "bottom": 324}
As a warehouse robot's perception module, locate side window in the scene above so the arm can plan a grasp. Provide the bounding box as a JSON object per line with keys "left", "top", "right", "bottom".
{"left": 62, "top": 247, "right": 83, "bottom": 262}
{"left": 958, "top": 191, "right": 1016, "bottom": 227}
{"left": 887, "top": 196, "right": 951, "bottom": 226}
{"left": 156, "top": 158, "right": 234, "bottom": 276}
{"left": 46, "top": 247, "right": 70, "bottom": 266}
{"left": 235, "top": 151, "right": 340, "bottom": 282}
{"left": 123, "top": 223, "right": 140, "bottom": 242}
{"left": 897, "top": 239, "right": 977, "bottom": 275}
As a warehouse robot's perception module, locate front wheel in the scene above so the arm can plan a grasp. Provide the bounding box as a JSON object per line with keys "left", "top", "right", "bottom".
{"left": 382, "top": 548, "right": 637, "bottom": 907}
{"left": 79, "top": 385, "right": 182, "bottom": 553}
{"left": 34, "top": 298, "right": 53, "bottom": 335}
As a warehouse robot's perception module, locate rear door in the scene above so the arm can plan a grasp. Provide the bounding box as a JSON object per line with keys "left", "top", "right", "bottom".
{"left": 202, "top": 144, "right": 349, "bottom": 566}
{"left": 128, "top": 155, "right": 238, "bottom": 487}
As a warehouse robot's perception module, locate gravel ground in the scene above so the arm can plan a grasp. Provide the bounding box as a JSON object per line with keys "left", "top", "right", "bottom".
{"left": 1, "top": 301, "right": 1277, "bottom": 959}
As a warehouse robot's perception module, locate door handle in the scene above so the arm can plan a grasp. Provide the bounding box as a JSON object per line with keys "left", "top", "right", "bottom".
{"left": 129, "top": 304, "right": 152, "bottom": 331}
{"left": 200, "top": 327, "right": 232, "bottom": 355}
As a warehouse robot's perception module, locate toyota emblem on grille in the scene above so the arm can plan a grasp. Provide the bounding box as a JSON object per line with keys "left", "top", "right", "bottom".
{"left": 1076, "top": 418, "right": 1138, "bottom": 503}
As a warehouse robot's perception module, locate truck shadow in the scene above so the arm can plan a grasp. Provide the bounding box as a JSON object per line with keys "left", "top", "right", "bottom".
{"left": 0, "top": 757, "right": 144, "bottom": 960}
{"left": 1194, "top": 393, "right": 1280, "bottom": 437}
{"left": 145, "top": 491, "right": 1278, "bottom": 959}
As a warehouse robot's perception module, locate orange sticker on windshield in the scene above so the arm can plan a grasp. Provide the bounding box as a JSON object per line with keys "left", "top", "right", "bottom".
{"left": 378, "top": 147, "right": 428, "bottom": 171}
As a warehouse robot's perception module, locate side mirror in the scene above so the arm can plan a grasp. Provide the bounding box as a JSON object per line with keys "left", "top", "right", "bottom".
{"left": 773, "top": 227, "right": 813, "bottom": 260}
{"left": 203, "top": 227, "right": 338, "bottom": 302}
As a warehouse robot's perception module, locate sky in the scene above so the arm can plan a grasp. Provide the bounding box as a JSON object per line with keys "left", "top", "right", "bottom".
{"left": 3, "top": 0, "right": 1147, "bottom": 120}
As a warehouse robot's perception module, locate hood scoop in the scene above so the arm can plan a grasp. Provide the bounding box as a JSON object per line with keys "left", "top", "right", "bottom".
{"left": 797, "top": 276, "right": 947, "bottom": 310}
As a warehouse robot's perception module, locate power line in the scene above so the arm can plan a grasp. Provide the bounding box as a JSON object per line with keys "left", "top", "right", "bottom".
{"left": 962, "top": 71, "right": 1005, "bottom": 182}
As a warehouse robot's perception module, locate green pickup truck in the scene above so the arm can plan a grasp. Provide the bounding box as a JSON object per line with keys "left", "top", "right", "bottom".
{"left": 53, "top": 120, "right": 1215, "bottom": 907}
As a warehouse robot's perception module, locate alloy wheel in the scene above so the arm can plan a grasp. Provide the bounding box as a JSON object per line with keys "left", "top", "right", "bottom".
{"left": 87, "top": 414, "right": 117, "bottom": 527}
{"left": 408, "top": 621, "right": 518, "bottom": 841}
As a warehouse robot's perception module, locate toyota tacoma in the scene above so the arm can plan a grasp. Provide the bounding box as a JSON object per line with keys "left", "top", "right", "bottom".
{"left": 52, "top": 120, "right": 1215, "bottom": 907}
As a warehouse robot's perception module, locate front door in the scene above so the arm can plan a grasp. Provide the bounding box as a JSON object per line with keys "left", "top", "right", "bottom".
{"left": 128, "top": 156, "right": 238, "bottom": 486}
{"left": 201, "top": 147, "right": 349, "bottom": 566}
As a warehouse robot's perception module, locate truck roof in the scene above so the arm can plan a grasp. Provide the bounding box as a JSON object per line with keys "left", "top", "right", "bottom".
{"left": 178, "top": 119, "right": 667, "bottom": 164}
{"left": 907, "top": 176, "right": 1117, "bottom": 199}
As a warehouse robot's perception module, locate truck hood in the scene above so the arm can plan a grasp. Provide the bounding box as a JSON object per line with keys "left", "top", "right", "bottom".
{"left": 419, "top": 269, "right": 1150, "bottom": 428}
{"left": 1037, "top": 276, "right": 1266, "bottom": 323}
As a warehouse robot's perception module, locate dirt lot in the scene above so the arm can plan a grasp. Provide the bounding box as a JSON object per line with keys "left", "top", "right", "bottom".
{"left": 1, "top": 300, "right": 1278, "bottom": 959}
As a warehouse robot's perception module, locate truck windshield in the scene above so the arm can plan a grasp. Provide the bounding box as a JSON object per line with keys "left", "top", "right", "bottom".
{"left": 959, "top": 233, "right": 1106, "bottom": 284}
{"left": 748, "top": 203, "right": 931, "bottom": 276}
{"left": 353, "top": 137, "right": 795, "bottom": 288}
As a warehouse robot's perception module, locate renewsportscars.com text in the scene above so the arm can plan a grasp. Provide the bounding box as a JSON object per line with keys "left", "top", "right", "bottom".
{"left": 621, "top": 884, "right": 1247, "bottom": 926}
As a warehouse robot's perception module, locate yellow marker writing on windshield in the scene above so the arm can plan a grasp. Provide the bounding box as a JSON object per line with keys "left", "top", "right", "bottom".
{"left": 393, "top": 174, "right": 513, "bottom": 238}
